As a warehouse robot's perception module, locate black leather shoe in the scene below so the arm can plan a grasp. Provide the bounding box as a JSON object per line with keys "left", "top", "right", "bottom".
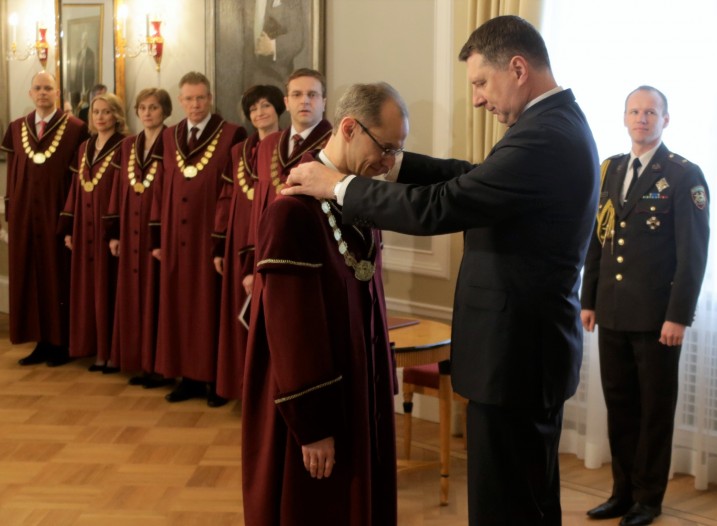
{"left": 143, "top": 376, "right": 175, "bottom": 389}
{"left": 18, "top": 343, "right": 49, "bottom": 366}
{"left": 587, "top": 497, "right": 634, "bottom": 519}
{"left": 165, "top": 378, "right": 205, "bottom": 403}
{"left": 47, "top": 345, "right": 72, "bottom": 367}
{"left": 128, "top": 375, "right": 148, "bottom": 386}
{"left": 102, "top": 366, "right": 120, "bottom": 374}
{"left": 619, "top": 503, "right": 661, "bottom": 526}
{"left": 88, "top": 363, "right": 105, "bottom": 372}
{"left": 207, "top": 384, "right": 228, "bottom": 408}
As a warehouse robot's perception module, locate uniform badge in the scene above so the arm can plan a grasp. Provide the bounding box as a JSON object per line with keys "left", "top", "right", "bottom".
{"left": 646, "top": 216, "right": 661, "bottom": 230}
{"left": 691, "top": 185, "right": 707, "bottom": 210}
{"left": 655, "top": 178, "right": 669, "bottom": 192}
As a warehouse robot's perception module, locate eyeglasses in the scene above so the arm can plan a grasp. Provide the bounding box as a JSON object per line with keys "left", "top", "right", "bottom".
{"left": 355, "top": 119, "right": 403, "bottom": 158}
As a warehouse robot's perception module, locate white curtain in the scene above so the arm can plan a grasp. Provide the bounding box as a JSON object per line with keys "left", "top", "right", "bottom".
{"left": 541, "top": 0, "right": 717, "bottom": 489}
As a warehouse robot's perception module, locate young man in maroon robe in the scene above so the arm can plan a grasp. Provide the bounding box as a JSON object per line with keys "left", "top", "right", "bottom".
{"left": 1, "top": 71, "right": 88, "bottom": 366}
{"left": 150, "top": 72, "right": 246, "bottom": 407}
{"left": 238, "top": 68, "right": 333, "bottom": 290}
{"left": 241, "top": 82, "right": 408, "bottom": 525}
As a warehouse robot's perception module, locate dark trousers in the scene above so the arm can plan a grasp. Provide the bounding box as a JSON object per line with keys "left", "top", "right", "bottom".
{"left": 466, "top": 401, "right": 564, "bottom": 526}
{"left": 598, "top": 326, "right": 681, "bottom": 507}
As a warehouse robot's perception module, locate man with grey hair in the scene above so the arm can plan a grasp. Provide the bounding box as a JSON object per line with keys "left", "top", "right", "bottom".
{"left": 241, "top": 82, "right": 408, "bottom": 525}
{"left": 284, "top": 15, "right": 599, "bottom": 526}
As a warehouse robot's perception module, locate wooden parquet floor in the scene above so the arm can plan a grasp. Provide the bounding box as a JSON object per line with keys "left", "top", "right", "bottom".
{"left": 0, "top": 313, "right": 714, "bottom": 525}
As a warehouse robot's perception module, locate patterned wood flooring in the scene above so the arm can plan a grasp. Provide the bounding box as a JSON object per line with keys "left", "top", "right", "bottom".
{"left": 0, "top": 314, "right": 715, "bottom": 525}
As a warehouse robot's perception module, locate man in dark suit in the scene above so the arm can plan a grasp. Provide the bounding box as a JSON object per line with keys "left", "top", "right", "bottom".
{"left": 71, "top": 32, "right": 96, "bottom": 110}
{"left": 283, "top": 15, "right": 600, "bottom": 525}
{"left": 581, "top": 86, "right": 709, "bottom": 526}
{"left": 248, "top": 0, "right": 305, "bottom": 87}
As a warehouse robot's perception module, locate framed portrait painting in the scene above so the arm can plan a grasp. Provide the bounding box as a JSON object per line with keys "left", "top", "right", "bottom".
{"left": 214, "top": 0, "right": 325, "bottom": 128}
{"left": 60, "top": 4, "right": 105, "bottom": 113}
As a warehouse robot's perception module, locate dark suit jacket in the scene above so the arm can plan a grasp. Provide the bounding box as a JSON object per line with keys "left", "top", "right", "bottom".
{"left": 246, "top": 0, "right": 305, "bottom": 86}
{"left": 581, "top": 144, "right": 710, "bottom": 331}
{"left": 344, "top": 89, "right": 600, "bottom": 408}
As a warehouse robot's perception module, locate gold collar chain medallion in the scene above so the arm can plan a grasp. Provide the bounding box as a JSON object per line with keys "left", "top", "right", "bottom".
{"left": 128, "top": 143, "right": 158, "bottom": 194}
{"left": 176, "top": 128, "right": 222, "bottom": 179}
{"left": 236, "top": 158, "right": 254, "bottom": 200}
{"left": 21, "top": 115, "right": 69, "bottom": 165}
{"left": 81, "top": 148, "right": 114, "bottom": 193}
{"left": 320, "top": 199, "right": 375, "bottom": 282}
{"left": 269, "top": 148, "right": 283, "bottom": 192}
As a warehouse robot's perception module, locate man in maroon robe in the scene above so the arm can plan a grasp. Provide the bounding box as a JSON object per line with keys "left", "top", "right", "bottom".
{"left": 151, "top": 71, "right": 246, "bottom": 407}
{"left": 1, "top": 71, "right": 88, "bottom": 366}
{"left": 239, "top": 68, "right": 332, "bottom": 285}
{"left": 241, "top": 82, "right": 408, "bottom": 525}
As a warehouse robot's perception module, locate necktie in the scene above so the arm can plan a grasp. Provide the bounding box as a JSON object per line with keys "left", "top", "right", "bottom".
{"left": 291, "top": 133, "right": 304, "bottom": 156}
{"left": 624, "top": 157, "right": 642, "bottom": 202}
{"left": 188, "top": 126, "right": 199, "bottom": 152}
{"left": 37, "top": 120, "right": 46, "bottom": 140}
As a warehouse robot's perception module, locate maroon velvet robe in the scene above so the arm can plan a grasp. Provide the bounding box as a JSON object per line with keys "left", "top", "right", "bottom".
{"left": 239, "top": 120, "right": 332, "bottom": 276}
{"left": 104, "top": 131, "right": 164, "bottom": 372}
{"left": 152, "top": 115, "right": 246, "bottom": 382}
{"left": 58, "top": 133, "right": 123, "bottom": 359}
{"left": 213, "top": 133, "right": 261, "bottom": 399}
{"left": 1, "top": 111, "right": 88, "bottom": 346}
{"left": 242, "top": 161, "right": 397, "bottom": 525}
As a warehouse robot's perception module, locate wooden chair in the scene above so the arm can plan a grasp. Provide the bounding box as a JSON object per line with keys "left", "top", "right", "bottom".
{"left": 402, "top": 361, "right": 467, "bottom": 461}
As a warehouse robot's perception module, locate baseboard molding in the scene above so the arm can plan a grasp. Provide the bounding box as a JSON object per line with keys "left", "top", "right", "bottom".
{"left": 384, "top": 296, "right": 453, "bottom": 322}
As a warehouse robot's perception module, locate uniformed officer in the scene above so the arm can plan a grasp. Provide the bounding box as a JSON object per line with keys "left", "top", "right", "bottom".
{"left": 580, "top": 86, "right": 710, "bottom": 526}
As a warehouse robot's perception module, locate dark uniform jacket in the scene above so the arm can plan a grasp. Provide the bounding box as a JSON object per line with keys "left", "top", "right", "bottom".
{"left": 343, "top": 89, "right": 600, "bottom": 409}
{"left": 581, "top": 143, "right": 710, "bottom": 331}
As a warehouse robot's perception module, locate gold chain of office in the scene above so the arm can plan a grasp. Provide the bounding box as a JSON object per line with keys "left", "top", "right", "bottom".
{"left": 127, "top": 143, "right": 158, "bottom": 195}
{"left": 21, "top": 116, "right": 69, "bottom": 165}
{"left": 320, "top": 199, "right": 375, "bottom": 282}
{"left": 80, "top": 146, "right": 115, "bottom": 193}
{"left": 175, "top": 128, "right": 222, "bottom": 179}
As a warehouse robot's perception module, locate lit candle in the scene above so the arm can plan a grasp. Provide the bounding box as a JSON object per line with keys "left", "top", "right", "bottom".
{"left": 9, "top": 12, "right": 18, "bottom": 45}
{"left": 146, "top": 14, "right": 149, "bottom": 40}
{"left": 117, "top": 4, "right": 128, "bottom": 38}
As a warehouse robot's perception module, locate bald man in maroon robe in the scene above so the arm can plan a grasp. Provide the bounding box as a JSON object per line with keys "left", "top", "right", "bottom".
{"left": 241, "top": 82, "right": 408, "bottom": 526}
{"left": 151, "top": 72, "right": 245, "bottom": 407}
{"left": 1, "top": 71, "right": 88, "bottom": 366}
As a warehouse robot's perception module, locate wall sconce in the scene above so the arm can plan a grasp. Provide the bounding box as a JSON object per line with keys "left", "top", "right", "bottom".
{"left": 6, "top": 13, "right": 49, "bottom": 68}
{"left": 116, "top": 4, "right": 165, "bottom": 72}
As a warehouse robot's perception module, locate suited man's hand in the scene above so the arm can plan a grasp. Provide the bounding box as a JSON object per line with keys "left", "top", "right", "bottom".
{"left": 255, "top": 32, "right": 275, "bottom": 56}
{"left": 580, "top": 310, "right": 596, "bottom": 332}
{"left": 283, "top": 161, "right": 342, "bottom": 199}
{"left": 660, "top": 321, "right": 686, "bottom": 347}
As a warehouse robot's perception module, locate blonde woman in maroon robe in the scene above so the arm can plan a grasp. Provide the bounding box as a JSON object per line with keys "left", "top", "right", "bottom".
{"left": 59, "top": 93, "right": 127, "bottom": 371}
{"left": 212, "top": 84, "right": 285, "bottom": 400}
{"left": 242, "top": 83, "right": 408, "bottom": 525}
{"left": 105, "top": 88, "right": 173, "bottom": 388}
{"left": 150, "top": 72, "right": 246, "bottom": 407}
{"left": 238, "top": 68, "right": 332, "bottom": 288}
{"left": 1, "top": 71, "right": 88, "bottom": 366}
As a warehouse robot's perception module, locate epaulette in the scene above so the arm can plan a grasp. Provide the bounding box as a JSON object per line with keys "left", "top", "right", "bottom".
{"left": 666, "top": 152, "right": 693, "bottom": 168}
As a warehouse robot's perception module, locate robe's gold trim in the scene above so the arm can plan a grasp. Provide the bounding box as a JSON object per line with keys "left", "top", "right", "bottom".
{"left": 257, "top": 258, "right": 322, "bottom": 269}
{"left": 274, "top": 375, "right": 343, "bottom": 405}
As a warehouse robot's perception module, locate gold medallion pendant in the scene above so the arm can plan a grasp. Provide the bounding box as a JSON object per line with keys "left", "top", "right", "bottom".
{"left": 83, "top": 181, "right": 95, "bottom": 192}
{"left": 133, "top": 182, "right": 146, "bottom": 194}
{"left": 32, "top": 152, "right": 47, "bottom": 164}
{"left": 183, "top": 166, "right": 198, "bottom": 178}
{"left": 353, "top": 260, "right": 376, "bottom": 282}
